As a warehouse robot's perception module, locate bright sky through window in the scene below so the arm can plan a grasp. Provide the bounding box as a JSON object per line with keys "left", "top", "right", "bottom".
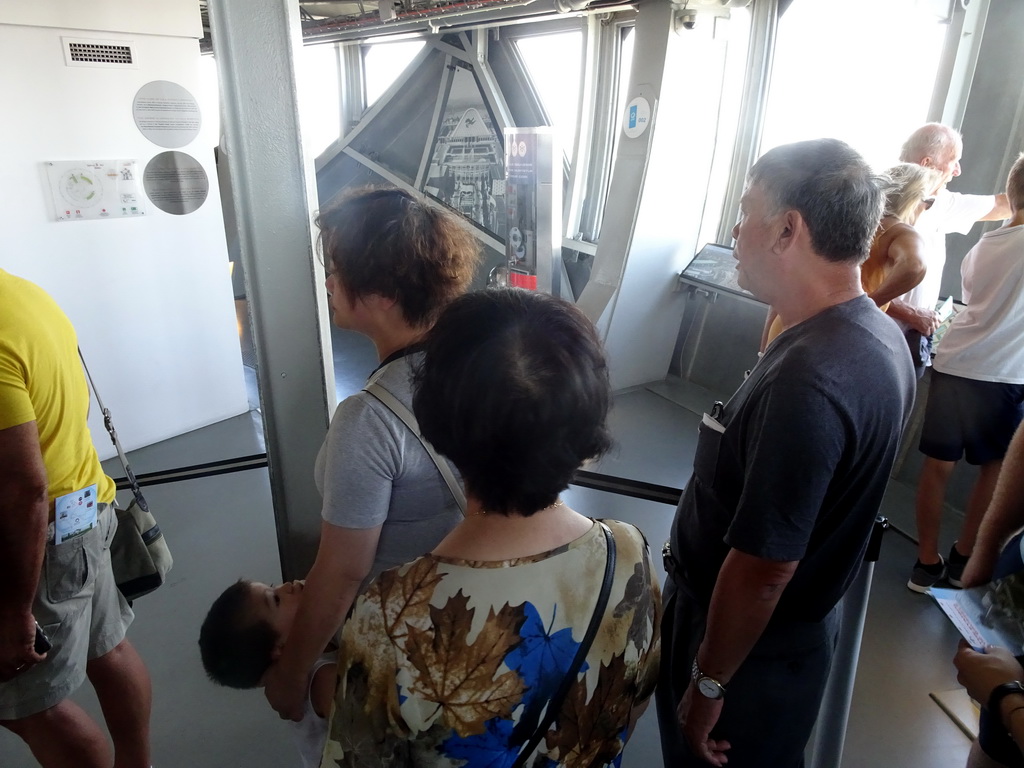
{"left": 760, "top": 0, "right": 947, "bottom": 171}
{"left": 364, "top": 40, "right": 426, "bottom": 107}
{"left": 515, "top": 32, "right": 584, "bottom": 160}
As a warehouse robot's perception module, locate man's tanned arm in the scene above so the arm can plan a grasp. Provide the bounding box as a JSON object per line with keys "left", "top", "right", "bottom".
{"left": 0, "top": 421, "right": 50, "bottom": 680}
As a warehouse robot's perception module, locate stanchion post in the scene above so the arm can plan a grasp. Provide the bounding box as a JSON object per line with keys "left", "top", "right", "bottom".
{"left": 808, "top": 515, "right": 889, "bottom": 768}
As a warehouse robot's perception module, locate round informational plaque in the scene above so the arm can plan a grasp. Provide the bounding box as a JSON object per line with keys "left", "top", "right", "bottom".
{"left": 623, "top": 96, "right": 652, "bottom": 139}
{"left": 143, "top": 151, "right": 209, "bottom": 215}
{"left": 133, "top": 80, "right": 201, "bottom": 148}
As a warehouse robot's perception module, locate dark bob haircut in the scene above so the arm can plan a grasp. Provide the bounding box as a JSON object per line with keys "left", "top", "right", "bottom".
{"left": 198, "top": 580, "right": 277, "bottom": 689}
{"left": 749, "top": 138, "right": 886, "bottom": 265}
{"left": 413, "top": 288, "right": 612, "bottom": 516}
{"left": 315, "top": 186, "right": 481, "bottom": 328}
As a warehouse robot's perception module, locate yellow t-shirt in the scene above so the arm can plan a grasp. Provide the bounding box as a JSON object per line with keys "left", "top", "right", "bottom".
{"left": 0, "top": 270, "right": 115, "bottom": 518}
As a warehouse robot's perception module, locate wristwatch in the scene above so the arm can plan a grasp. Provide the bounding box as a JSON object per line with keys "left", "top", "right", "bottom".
{"left": 691, "top": 658, "right": 727, "bottom": 700}
{"left": 988, "top": 681, "right": 1024, "bottom": 719}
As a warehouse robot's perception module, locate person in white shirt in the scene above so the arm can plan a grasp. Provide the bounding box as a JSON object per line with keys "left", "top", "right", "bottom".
{"left": 886, "top": 123, "right": 1011, "bottom": 376}
{"left": 908, "top": 153, "right": 1024, "bottom": 594}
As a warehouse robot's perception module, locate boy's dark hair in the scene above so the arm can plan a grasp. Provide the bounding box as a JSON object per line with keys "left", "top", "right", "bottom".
{"left": 413, "top": 288, "right": 612, "bottom": 515}
{"left": 199, "top": 580, "right": 278, "bottom": 689}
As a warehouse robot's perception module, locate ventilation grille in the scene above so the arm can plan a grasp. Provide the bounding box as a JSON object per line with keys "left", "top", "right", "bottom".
{"left": 62, "top": 38, "right": 137, "bottom": 69}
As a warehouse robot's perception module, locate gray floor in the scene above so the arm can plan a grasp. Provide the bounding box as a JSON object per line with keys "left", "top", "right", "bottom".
{"left": 1, "top": 350, "right": 977, "bottom": 767}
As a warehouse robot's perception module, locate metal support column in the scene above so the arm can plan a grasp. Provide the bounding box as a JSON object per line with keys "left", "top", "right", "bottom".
{"left": 808, "top": 516, "right": 890, "bottom": 768}
{"left": 576, "top": 0, "right": 673, "bottom": 324}
{"left": 338, "top": 42, "right": 365, "bottom": 140}
{"left": 715, "top": 0, "right": 778, "bottom": 245}
{"left": 208, "top": 0, "right": 335, "bottom": 580}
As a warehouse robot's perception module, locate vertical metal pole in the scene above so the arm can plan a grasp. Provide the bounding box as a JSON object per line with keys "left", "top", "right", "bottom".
{"left": 576, "top": 0, "right": 674, "bottom": 325}
{"left": 564, "top": 14, "right": 599, "bottom": 239}
{"left": 715, "top": 0, "right": 778, "bottom": 245}
{"left": 338, "top": 42, "right": 365, "bottom": 140}
{"left": 808, "top": 516, "right": 890, "bottom": 768}
{"left": 208, "top": 0, "right": 335, "bottom": 581}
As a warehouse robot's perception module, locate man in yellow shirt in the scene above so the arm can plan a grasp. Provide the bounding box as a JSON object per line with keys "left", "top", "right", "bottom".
{"left": 0, "top": 270, "right": 151, "bottom": 767}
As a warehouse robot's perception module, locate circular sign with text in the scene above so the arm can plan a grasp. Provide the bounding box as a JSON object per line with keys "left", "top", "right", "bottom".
{"left": 133, "top": 80, "right": 201, "bottom": 148}
{"left": 143, "top": 151, "right": 209, "bottom": 215}
{"left": 623, "top": 96, "right": 652, "bottom": 139}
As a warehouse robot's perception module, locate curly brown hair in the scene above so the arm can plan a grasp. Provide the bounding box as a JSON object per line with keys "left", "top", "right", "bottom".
{"left": 315, "top": 187, "right": 481, "bottom": 328}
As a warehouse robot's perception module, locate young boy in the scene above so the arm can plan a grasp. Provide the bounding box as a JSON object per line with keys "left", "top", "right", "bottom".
{"left": 909, "top": 152, "right": 1024, "bottom": 593}
{"left": 199, "top": 580, "right": 336, "bottom": 768}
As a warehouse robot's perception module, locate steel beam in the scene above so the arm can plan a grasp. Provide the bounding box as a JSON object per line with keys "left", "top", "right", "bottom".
{"left": 208, "top": 0, "right": 335, "bottom": 580}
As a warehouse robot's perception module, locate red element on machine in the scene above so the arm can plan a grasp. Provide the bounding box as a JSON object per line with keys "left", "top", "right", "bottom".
{"left": 509, "top": 272, "right": 537, "bottom": 290}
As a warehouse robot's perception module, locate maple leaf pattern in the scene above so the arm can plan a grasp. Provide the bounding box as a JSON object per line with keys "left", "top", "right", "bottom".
{"left": 325, "top": 661, "right": 409, "bottom": 766}
{"left": 322, "top": 520, "right": 661, "bottom": 767}
{"left": 441, "top": 716, "right": 520, "bottom": 768}
{"left": 543, "top": 654, "right": 635, "bottom": 768}
{"left": 504, "top": 602, "right": 584, "bottom": 740}
{"left": 405, "top": 591, "right": 527, "bottom": 736}
{"left": 613, "top": 557, "right": 656, "bottom": 655}
{"left": 375, "top": 557, "right": 445, "bottom": 651}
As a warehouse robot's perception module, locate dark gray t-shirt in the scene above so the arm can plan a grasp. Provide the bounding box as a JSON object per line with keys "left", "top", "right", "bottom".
{"left": 314, "top": 351, "right": 462, "bottom": 586}
{"left": 670, "top": 295, "right": 915, "bottom": 622}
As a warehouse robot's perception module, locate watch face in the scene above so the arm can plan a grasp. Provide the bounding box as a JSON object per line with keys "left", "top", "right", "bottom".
{"left": 698, "top": 678, "right": 723, "bottom": 699}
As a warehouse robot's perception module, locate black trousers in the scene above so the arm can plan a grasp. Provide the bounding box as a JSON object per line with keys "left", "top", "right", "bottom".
{"left": 655, "top": 578, "right": 839, "bottom": 768}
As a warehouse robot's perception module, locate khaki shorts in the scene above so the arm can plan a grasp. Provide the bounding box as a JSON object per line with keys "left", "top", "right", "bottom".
{"left": 0, "top": 503, "right": 134, "bottom": 720}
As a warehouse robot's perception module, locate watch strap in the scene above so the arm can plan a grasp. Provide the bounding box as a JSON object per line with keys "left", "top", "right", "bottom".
{"left": 988, "top": 681, "right": 1024, "bottom": 720}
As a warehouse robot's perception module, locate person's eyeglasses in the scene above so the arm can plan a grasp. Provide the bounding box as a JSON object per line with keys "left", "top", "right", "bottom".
{"left": 922, "top": 197, "right": 936, "bottom": 210}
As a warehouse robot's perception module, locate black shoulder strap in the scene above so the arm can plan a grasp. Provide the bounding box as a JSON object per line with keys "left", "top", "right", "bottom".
{"left": 78, "top": 347, "right": 147, "bottom": 512}
{"left": 511, "top": 522, "right": 617, "bottom": 768}
{"left": 362, "top": 376, "right": 467, "bottom": 516}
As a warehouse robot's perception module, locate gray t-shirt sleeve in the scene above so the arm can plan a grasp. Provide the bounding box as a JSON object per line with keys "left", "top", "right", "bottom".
{"left": 318, "top": 391, "right": 404, "bottom": 530}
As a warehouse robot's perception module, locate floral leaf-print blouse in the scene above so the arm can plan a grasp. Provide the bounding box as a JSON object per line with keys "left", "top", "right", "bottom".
{"left": 321, "top": 519, "right": 661, "bottom": 768}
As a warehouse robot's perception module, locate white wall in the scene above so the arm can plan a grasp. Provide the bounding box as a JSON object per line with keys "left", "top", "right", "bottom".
{"left": 0, "top": 1, "right": 248, "bottom": 458}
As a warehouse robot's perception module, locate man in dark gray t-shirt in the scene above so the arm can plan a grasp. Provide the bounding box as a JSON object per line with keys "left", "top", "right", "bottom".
{"left": 656, "top": 140, "right": 916, "bottom": 768}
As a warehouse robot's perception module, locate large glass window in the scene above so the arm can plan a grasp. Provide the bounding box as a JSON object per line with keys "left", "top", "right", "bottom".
{"left": 363, "top": 40, "right": 426, "bottom": 107}
{"left": 198, "top": 44, "right": 341, "bottom": 159}
{"left": 515, "top": 31, "right": 584, "bottom": 160}
{"left": 297, "top": 43, "right": 341, "bottom": 157}
{"left": 694, "top": 9, "right": 752, "bottom": 249}
{"left": 608, "top": 25, "right": 635, "bottom": 174}
{"left": 759, "top": 0, "right": 947, "bottom": 169}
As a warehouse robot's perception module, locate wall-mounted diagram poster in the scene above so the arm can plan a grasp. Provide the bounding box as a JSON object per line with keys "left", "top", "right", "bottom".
{"left": 45, "top": 160, "right": 145, "bottom": 221}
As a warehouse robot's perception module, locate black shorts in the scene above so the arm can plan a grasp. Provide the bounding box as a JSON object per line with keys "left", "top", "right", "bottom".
{"left": 919, "top": 371, "right": 1024, "bottom": 464}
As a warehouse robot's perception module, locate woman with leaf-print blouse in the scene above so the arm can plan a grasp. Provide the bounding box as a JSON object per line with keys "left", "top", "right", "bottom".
{"left": 320, "top": 289, "right": 661, "bottom": 767}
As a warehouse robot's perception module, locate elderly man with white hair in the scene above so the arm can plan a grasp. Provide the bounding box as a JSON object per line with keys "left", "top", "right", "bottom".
{"left": 886, "top": 122, "right": 1010, "bottom": 375}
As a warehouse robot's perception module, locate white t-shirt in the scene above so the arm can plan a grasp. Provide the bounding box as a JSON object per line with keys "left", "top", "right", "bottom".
{"left": 288, "top": 652, "right": 335, "bottom": 768}
{"left": 934, "top": 225, "right": 1024, "bottom": 384}
{"left": 899, "top": 189, "right": 996, "bottom": 310}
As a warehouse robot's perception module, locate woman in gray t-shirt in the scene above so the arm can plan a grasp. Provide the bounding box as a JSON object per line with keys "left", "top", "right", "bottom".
{"left": 263, "top": 187, "right": 480, "bottom": 721}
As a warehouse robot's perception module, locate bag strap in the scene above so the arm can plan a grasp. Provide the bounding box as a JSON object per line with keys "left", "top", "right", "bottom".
{"left": 510, "top": 522, "right": 617, "bottom": 768}
{"left": 362, "top": 380, "right": 467, "bottom": 516}
{"left": 78, "top": 348, "right": 149, "bottom": 513}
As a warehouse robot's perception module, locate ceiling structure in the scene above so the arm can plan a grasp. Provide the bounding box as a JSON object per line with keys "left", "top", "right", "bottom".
{"left": 199, "top": 0, "right": 639, "bottom": 49}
